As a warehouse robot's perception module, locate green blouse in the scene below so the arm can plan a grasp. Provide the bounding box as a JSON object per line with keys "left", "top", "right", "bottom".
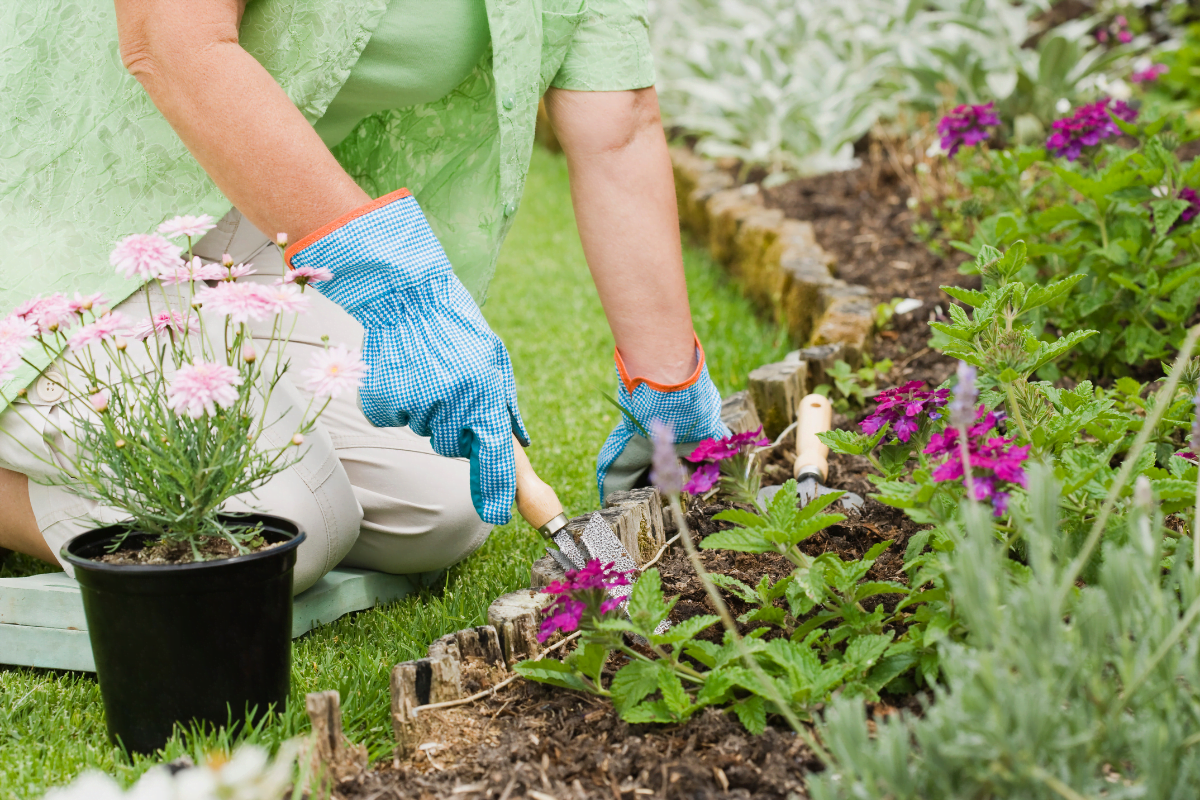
{"left": 0, "top": 0, "right": 655, "bottom": 408}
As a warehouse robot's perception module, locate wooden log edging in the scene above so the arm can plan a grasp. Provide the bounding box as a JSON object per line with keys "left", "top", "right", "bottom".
{"left": 669, "top": 147, "right": 877, "bottom": 368}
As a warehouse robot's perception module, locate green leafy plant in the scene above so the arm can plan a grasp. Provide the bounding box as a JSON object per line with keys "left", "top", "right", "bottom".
{"left": 815, "top": 357, "right": 894, "bottom": 413}
{"left": 946, "top": 115, "right": 1200, "bottom": 375}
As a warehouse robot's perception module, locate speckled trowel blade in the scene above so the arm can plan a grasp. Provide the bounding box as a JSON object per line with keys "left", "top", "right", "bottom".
{"left": 579, "top": 513, "right": 670, "bottom": 635}
{"left": 552, "top": 530, "right": 589, "bottom": 571}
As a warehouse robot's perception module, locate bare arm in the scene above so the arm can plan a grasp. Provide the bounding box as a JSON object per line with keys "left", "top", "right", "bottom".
{"left": 543, "top": 87, "right": 697, "bottom": 385}
{"left": 114, "top": 0, "right": 369, "bottom": 242}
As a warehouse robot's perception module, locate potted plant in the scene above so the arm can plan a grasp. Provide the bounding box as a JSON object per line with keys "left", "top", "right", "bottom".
{"left": 0, "top": 215, "right": 363, "bottom": 753}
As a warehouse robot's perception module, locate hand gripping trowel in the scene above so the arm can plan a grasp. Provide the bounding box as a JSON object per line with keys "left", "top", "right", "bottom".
{"left": 757, "top": 394, "right": 864, "bottom": 512}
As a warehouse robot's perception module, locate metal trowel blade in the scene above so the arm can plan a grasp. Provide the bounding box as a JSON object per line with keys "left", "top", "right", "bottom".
{"left": 757, "top": 477, "right": 864, "bottom": 512}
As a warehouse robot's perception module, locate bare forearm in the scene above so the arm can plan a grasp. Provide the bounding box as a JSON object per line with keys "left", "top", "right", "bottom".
{"left": 116, "top": 0, "right": 368, "bottom": 242}
{"left": 544, "top": 87, "right": 696, "bottom": 385}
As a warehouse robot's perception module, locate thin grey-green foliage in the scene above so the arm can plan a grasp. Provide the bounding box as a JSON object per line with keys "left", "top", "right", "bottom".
{"left": 809, "top": 460, "right": 1200, "bottom": 799}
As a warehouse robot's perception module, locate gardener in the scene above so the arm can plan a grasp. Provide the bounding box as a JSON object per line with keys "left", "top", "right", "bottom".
{"left": 0, "top": 0, "right": 728, "bottom": 591}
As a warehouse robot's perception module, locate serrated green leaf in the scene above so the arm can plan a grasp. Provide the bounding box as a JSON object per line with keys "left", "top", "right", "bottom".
{"left": 1153, "top": 198, "right": 1190, "bottom": 236}
{"left": 628, "top": 569, "right": 671, "bottom": 630}
{"left": 700, "top": 527, "right": 774, "bottom": 553}
{"left": 620, "top": 700, "right": 675, "bottom": 724}
{"left": 657, "top": 667, "right": 692, "bottom": 717}
{"left": 844, "top": 633, "right": 894, "bottom": 674}
{"left": 515, "top": 660, "right": 596, "bottom": 694}
{"left": 709, "top": 573, "right": 758, "bottom": 604}
{"left": 864, "top": 652, "right": 919, "bottom": 692}
{"left": 740, "top": 606, "right": 789, "bottom": 627}
{"left": 942, "top": 285, "right": 988, "bottom": 308}
{"left": 710, "top": 508, "right": 765, "bottom": 529}
{"left": 855, "top": 581, "right": 908, "bottom": 601}
{"left": 610, "top": 660, "right": 661, "bottom": 712}
{"left": 732, "top": 696, "right": 767, "bottom": 734}
{"left": 652, "top": 614, "right": 720, "bottom": 645}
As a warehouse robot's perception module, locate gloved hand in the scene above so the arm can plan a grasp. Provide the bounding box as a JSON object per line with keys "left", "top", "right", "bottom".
{"left": 596, "top": 335, "right": 729, "bottom": 501}
{"left": 286, "top": 189, "right": 529, "bottom": 525}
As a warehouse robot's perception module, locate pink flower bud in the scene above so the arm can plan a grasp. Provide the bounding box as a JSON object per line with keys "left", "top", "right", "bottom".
{"left": 89, "top": 390, "right": 110, "bottom": 413}
{"left": 291, "top": 434, "right": 305, "bottom": 446}
{"left": 242, "top": 343, "right": 257, "bottom": 363}
{"left": 276, "top": 233, "right": 288, "bottom": 247}
{"left": 221, "top": 253, "right": 234, "bottom": 267}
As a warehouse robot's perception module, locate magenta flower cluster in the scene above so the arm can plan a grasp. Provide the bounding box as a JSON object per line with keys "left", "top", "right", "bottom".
{"left": 1046, "top": 98, "right": 1137, "bottom": 161}
{"left": 937, "top": 102, "right": 1001, "bottom": 158}
{"left": 682, "top": 427, "right": 770, "bottom": 494}
{"left": 860, "top": 381, "right": 950, "bottom": 443}
{"left": 538, "top": 560, "right": 632, "bottom": 642}
{"left": 1131, "top": 63, "right": 1168, "bottom": 84}
{"left": 1096, "top": 15, "right": 1133, "bottom": 45}
{"left": 1180, "top": 188, "right": 1200, "bottom": 225}
{"left": 923, "top": 408, "right": 1030, "bottom": 516}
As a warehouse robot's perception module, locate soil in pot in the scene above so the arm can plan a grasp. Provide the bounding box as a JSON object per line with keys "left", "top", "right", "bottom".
{"left": 62, "top": 514, "right": 305, "bottom": 755}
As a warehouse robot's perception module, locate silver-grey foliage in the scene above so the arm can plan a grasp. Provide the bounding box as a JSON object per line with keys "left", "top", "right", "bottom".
{"left": 808, "top": 463, "right": 1200, "bottom": 799}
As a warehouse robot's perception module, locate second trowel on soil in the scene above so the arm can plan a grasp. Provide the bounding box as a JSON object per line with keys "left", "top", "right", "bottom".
{"left": 758, "top": 393, "right": 864, "bottom": 512}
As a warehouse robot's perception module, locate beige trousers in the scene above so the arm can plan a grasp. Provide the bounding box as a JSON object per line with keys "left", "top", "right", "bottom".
{"left": 0, "top": 209, "right": 490, "bottom": 594}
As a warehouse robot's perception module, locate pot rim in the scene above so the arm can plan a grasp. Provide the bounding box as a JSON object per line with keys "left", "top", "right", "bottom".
{"left": 60, "top": 513, "right": 306, "bottom": 575}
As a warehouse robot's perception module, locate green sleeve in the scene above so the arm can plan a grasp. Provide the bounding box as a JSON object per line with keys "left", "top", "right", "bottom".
{"left": 550, "top": 0, "right": 656, "bottom": 91}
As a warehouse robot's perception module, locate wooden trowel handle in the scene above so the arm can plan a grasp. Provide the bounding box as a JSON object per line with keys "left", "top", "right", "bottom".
{"left": 512, "top": 433, "right": 568, "bottom": 538}
{"left": 793, "top": 394, "right": 832, "bottom": 482}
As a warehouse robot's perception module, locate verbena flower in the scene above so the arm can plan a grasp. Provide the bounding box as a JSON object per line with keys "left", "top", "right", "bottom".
{"left": 649, "top": 418, "right": 685, "bottom": 496}
{"left": 683, "top": 426, "right": 770, "bottom": 494}
{"left": 110, "top": 234, "right": 183, "bottom": 280}
{"left": 130, "top": 311, "right": 198, "bottom": 342}
{"left": 1131, "top": 63, "right": 1167, "bottom": 83}
{"left": 67, "top": 312, "right": 132, "bottom": 351}
{"left": 166, "top": 362, "right": 243, "bottom": 419}
{"left": 861, "top": 380, "right": 950, "bottom": 443}
{"left": 1180, "top": 188, "right": 1200, "bottom": 225}
{"left": 949, "top": 361, "right": 978, "bottom": 428}
{"left": 1046, "top": 98, "right": 1137, "bottom": 161}
{"left": 156, "top": 214, "right": 215, "bottom": 240}
{"left": 924, "top": 407, "right": 1030, "bottom": 516}
{"left": 301, "top": 346, "right": 367, "bottom": 399}
{"left": 258, "top": 283, "right": 310, "bottom": 315}
{"left": 195, "top": 282, "right": 273, "bottom": 323}
{"left": 283, "top": 266, "right": 334, "bottom": 286}
{"left": 15, "top": 294, "right": 77, "bottom": 334}
{"left": 538, "top": 559, "right": 632, "bottom": 642}
{"left": 937, "top": 102, "right": 1000, "bottom": 157}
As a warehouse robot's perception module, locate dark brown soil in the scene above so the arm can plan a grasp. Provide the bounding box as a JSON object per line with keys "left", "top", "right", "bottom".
{"left": 95, "top": 533, "right": 278, "bottom": 566}
{"left": 760, "top": 160, "right": 968, "bottom": 391}
{"left": 340, "top": 681, "right": 820, "bottom": 800}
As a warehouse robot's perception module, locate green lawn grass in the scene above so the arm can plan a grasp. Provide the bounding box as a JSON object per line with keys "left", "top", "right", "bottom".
{"left": 0, "top": 147, "right": 790, "bottom": 798}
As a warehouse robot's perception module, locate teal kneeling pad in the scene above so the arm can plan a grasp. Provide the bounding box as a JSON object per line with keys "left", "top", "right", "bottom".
{"left": 0, "top": 569, "right": 418, "bottom": 672}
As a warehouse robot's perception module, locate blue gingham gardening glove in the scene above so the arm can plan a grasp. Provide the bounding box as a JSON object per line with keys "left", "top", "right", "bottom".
{"left": 596, "top": 335, "right": 729, "bottom": 501}
{"left": 286, "top": 189, "right": 529, "bottom": 525}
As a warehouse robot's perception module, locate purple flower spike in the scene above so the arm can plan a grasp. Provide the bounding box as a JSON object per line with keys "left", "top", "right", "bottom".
{"left": 1046, "top": 98, "right": 1137, "bottom": 161}
{"left": 937, "top": 102, "right": 1001, "bottom": 158}
{"left": 649, "top": 418, "right": 685, "bottom": 497}
{"left": 950, "top": 361, "right": 978, "bottom": 428}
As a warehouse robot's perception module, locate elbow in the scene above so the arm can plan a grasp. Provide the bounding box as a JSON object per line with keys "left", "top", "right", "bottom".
{"left": 550, "top": 86, "right": 664, "bottom": 158}
{"left": 602, "top": 89, "right": 662, "bottom": 154}
{"left": 115, "top": 9, "right": 240, "bottom": 95}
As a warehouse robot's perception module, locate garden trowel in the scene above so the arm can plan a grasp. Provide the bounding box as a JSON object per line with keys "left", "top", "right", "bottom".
{"left": 757, "top": 393, "right": 864, "bottom": 512}
{"left": 511, "top": 435, "right": 637, "bottom": 581}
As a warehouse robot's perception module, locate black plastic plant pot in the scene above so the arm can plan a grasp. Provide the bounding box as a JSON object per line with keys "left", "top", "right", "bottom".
{"left": 62, "top": 514, "right": 305, "bottom": 755}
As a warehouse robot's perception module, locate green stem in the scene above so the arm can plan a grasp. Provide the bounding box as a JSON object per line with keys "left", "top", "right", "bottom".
{"left": 1004, "top": 382, "right": 1031, "bottom": 443}
{"left": 668, "top": 497, "right": 830, "bottom": 762}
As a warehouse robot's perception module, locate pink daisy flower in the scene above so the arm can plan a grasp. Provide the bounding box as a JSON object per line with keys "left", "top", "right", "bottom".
{"left": 283, "top": 266, "right": 334, "bottom": 287}
{"left": 157, "top": 214, "right": 216, "bottom": 240}
{"left": 15, "top": 294, "right": 77, "bottom": 334}
{"left": 161, "top": 256, "right": 227, "bottom": 286}
{"left": 0, "top": 315, "right": 38, "bottom": 356}
{"left": 0, "top": 351, "right": 20, "bottom": 384}
{"left": 258, "top": 284, "right": 310, "bottom": 316}
{"left": 195, "top": 282, "right": 272, "bottom": 323}
{"left": 166, "top": 362, "right": 243, "bottom": 419}
{"left": 130, "top": 311, "right": 198, "bottom": 342}
{"left": 68, "top": 293, "right": 107, "bottom": 315}
{"left": 67, "top": 312, "right": 132, "bottom": 352}
{"left": 301, "top": 346, "right": 367, "bottom": 398}
{"left": 110, "top": 234, "right": 184, "bottom": 281}
{"left": 215, "top": 263, "right": 256, "bottom": 281}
